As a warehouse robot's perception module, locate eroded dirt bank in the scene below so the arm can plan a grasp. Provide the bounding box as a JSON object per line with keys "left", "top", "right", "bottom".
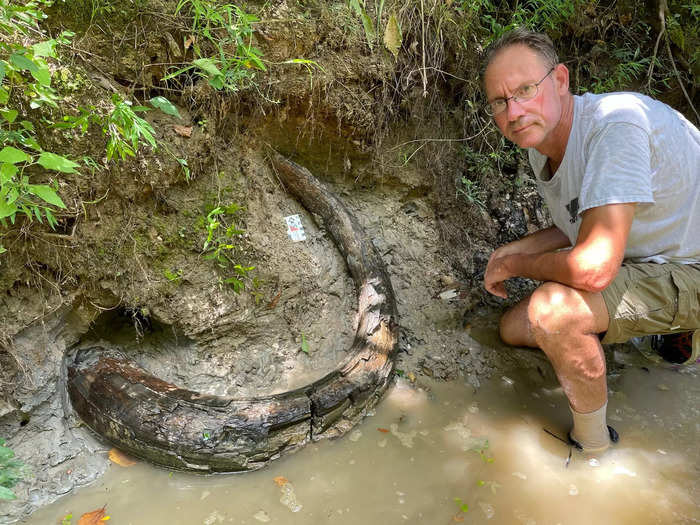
{"left": 1, "top": 0, "right": 697, "bottom": 522}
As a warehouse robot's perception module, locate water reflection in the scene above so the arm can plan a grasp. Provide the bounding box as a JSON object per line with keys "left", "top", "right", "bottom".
{"left": 23, "top": 362, "right": 699, "bottom": 524}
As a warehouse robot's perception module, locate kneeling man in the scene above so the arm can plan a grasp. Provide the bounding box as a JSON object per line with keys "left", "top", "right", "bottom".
{"left": 481, "top": 28, "right": 700, "bottom": 453}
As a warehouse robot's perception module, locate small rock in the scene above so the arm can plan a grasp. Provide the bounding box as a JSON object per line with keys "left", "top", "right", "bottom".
{"left": 479, "top": 501, "right": 496, "bottom": 519}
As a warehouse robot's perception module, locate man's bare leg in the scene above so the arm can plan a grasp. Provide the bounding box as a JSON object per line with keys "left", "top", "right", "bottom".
{"left": 498, "top": 282, "right": 614, "bottom": 450}
{"left": 499, "top": 296, "right": 537, "bottom": 348}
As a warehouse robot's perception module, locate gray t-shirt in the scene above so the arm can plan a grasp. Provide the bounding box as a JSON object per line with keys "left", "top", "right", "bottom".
{"left": 529, "top": 92, "right": 700, "bottom": 264}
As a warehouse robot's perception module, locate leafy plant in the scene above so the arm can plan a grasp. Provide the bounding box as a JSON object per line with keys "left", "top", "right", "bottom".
{"left": 56, "top": 99, "right": 153, "bottom": 162}
{"left": 456, "top": 177, "right": 486, "bottom": 211}
{"left": 0, "top": 437, "right": 25, "bottom": 500}
{"left": 56, "top": 95, "right": 188, "bottom": 178}
{"left": 164, "top": 0, "right": 265, "bottom": 92}
{"left": 0, "top": 147, "right": 71, "bottom": 227}
{"left": 0, "top": 1, "right": 77, "bottom": 249}
{"left": 349, "top": 0, "right": 376, "bottom": 50}
{"left": 104, "top": 94, "right": 157, "bottom": 161}
{"left": 163, "top": 268, "right": 182, "bottom": 282}
{"left": 589, "top": 46, "right": 650, "bottom": 94}
{"left": 198, "top": 203, "right": 254, "bottom": 292}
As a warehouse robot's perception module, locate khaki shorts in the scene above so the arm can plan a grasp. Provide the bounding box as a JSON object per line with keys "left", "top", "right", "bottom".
{"left": 601, "top": 262, "right": 700, "bottom": 344}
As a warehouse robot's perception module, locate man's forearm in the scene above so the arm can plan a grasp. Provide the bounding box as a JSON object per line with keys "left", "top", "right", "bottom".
{"left": 505, "top": 248, "right": 610, "bottom": 293}
{"left": 505, "top": 226, "right": 571, "bottom": 255}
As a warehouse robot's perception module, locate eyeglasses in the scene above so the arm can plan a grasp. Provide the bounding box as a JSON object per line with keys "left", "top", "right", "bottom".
{"left": 485, "top": 67, "right": 555, "bottom": 116}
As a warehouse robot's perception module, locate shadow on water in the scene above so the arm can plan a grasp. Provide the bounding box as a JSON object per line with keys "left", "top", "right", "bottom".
{"left": 26, "top": 351, "right": 700, "bottom": 524}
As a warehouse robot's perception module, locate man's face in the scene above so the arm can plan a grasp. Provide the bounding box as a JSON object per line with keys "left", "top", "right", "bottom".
{"left": 484, "top": 45, "right": 565, "bottom": 150}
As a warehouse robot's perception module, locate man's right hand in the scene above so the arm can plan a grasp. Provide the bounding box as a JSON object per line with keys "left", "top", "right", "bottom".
{"left": 483, "top": 226, "right": 571, "bottom": 297}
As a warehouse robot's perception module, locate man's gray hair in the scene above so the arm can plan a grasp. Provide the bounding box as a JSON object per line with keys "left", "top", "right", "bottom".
{"left": 482, "top": 28, "right": 559, "bottom": 75}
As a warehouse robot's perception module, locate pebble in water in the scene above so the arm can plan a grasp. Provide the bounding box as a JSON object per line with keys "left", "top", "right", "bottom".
{"left": 443, "top": 421, "right": 488, "bottom": 452}
{"left": 479, "top": 501, "right": 496, "bottom": 519}
{"left": 390, "top": 423, "right": 417, "bottom": 448}
{"left": 280, "top": 482, "right": 303, "bottom": 512}
{"left": 203, "top": 510, "right": 225, "bottom": 524}
{"left": 253, "top": 510, "right": 271, "bottom": 523}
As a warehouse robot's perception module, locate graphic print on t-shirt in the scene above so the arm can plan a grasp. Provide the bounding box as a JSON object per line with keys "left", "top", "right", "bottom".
{"left": 565, "top": 197, "right": 579, "bottom": 224}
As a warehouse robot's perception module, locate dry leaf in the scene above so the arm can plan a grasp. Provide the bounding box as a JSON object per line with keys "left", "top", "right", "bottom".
{"left": 108, "top": 448, "right": 136, "bottom": 467}
{"left": 383, "top": 14, "right": 402, "bottom": 58}
{"left": 266, "top": 289, "right": 282, "bottom": 309}
{"left": 273, "top": 476, "right": 288, "bottom": 487}
{"left": 173, "top": 125, "right": 192, "bottom": 137}
{"left": 184, "top": 35, "right": 195, "bottom": 50}
{"left": 377, "top": 427, "right": 389, "bottom": 433}
{"left": 78, "top": 506, "right": 109, "bottom": 524}
{"left": 452, "top": 515, "right": 465, "bottom": 522}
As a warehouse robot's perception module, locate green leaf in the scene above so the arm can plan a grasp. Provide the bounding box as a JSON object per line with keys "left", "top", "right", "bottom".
{"left": 207, "top": 74, "right": 224, "bottom": 90}
{"left": 377, "top": 0, "right": 386, "bottom": 26}
{"left": 359, "top": 9, "right": 376, "bottom": 47}
{"left": 149, "top": 96, "right": 181, "bottom": 118}
{"left": 37, "top": 152, "right": 80, "bottom": 173}
{"left": 21, "top": 136, "right": 41, "bottom": 151}
{"left": 10, "top": 53, "right": 38, "bottom": 73}
{"left": 28, "top": 184, "right": 66, "bottom": 208}
{"left": 0, "top": 198, "right": 17, "bottom": 219}
{"left": 193, "top": 58, "right": 225, "bottom": 88}
{"left": 32, "top": 40, "right": 56, "bottom": 58}
{"left": 0, "top": 147, "right": 30, "bottom": 164}
{"left": 0, "top": 163, "right": 18, "bottom": 183}
{"left": 0, "top": 445, "right": 13, "bottom": 461}
{"left": 0, "top": 245, "right": 6, "bottom": 254}
{"left": 0, "top": 87, "right": 8, "bottom": 105}
{"left": 301, "top": 333, "right": 310, "bottom": 354}
{"left": 31, "top": 66, "right": 51, "bottom": 86}
{"left": 161, "top": 64, "right": 195, "bottom": 81}
{"left": 20, "top": 120, "right": 34, "bottom": 131}
{"left": 0, "top": 109, "right": 18, "bottom": 123}
{"left": 45, "top": 208, "right": 57, "bottom": 228}
{"left": 0, "top": 485, "right": 16, "bottom": 500}
{"left": 193, "top": 58, "right": 222, "bottom": 78}
{"left": 350, "top": 0, "right": 376, "bottom": 49}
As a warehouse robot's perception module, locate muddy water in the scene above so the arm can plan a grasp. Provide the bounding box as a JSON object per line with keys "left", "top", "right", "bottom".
{"left": 23, "top": 362, "right": 699, "bottom": 525}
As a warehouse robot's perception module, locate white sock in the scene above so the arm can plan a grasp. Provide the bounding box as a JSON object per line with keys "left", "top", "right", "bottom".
{"left": 569, "top": 403, "right": 611, "bottom": 453}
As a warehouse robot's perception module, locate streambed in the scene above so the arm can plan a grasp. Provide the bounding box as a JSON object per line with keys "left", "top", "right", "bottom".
{"left": 22, "top": 357, "right": 700, "bottom": 525}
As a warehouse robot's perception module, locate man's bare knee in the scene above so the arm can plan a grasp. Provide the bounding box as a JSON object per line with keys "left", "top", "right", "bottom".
{"left": 528, "top": 282, "right": 581, "bottom": 338}
{"left": 528, "top": 282, "right": 606, "bottom": 342}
